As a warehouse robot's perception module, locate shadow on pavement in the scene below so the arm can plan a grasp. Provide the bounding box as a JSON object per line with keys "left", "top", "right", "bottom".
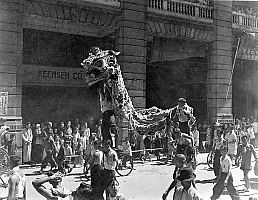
{"left": 151, "top": 162, "right": 167, "bottom": 166}
{"left": 195, "top": 178, "right": 215, "bottom": 184}
{"left": 251, "top": 178, "right": 258, "bottom": 182}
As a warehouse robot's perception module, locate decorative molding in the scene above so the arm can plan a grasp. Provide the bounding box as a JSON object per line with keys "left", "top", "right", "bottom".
{"left": 21, "top": 0, "right": 121, "bottom": 37}
{"left": 146, "top": 20, "right": 214, "bottom": 42}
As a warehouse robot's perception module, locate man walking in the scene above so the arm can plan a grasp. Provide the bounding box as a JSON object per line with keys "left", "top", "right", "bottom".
{"left": 210, "top": 146, "right": 240, "bottom": 200}
{"left": 173, "top": 167, "right": 203, "bottom": 200}
{"left": 225, "top": 125, "right": 237, "bottom": 162}
{"left": 101, "top": 140, "right": 118, "bottom": 200}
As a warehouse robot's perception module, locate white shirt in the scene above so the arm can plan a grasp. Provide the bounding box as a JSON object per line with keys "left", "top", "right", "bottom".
{"left": 104, "top": 149, "right": 118, "bottom": 171}
{"left": 122, "top": 142, "right": 132, "bottom": 156}
{"left": 225, "top": 131, "right": 237, "bottom": 150}
{"left": 252, "top": 122, "right": 258, "bottom": 133}
{"left": 247, "top": 127, "right": 255, "bottom": 139}
{"left": 173, "top": 186, "right": 204, "bottom": 200}
{"left": 192, "top": 130, "right": 199, "bottom": 146}
{"left": 220, "top": 155, "right": 232, "bottom": 173}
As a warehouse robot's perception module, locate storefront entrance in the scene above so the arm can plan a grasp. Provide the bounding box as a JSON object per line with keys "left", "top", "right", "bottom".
{"left": 22, "top": 85, "right": 100, "bottom": 123}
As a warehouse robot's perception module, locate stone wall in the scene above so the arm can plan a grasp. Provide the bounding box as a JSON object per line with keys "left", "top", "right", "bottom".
{"left": 0, "top": 0, "right": 23, "bottom": 118}
{"left": 207, "top": 0, "right": 233, "bottom": 123}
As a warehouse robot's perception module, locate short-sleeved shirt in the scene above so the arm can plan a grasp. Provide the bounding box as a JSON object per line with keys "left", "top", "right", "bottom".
{"left": 122, "top": 142, "right": 132, "bottom": 156}
{"left": 192, "top": 130, "right": 199, "bottom": 146}
{"left": 173, "top": 186, "right": 204, "bottom": 200}
{"left": 220, "top": 155, "right": 232, "bottom": 173}
{"left": 225, "top": 132, "right": 237, "bottom": 150}
{"left": 247, "top": 127, "right": 255, "bottom": 139}
{"left": 92, "top": 149, "right": 103, "bottom": 165}
{"left": 104, "top": 149, "right": 118, "bottom": 171}
{"left": 215, "top": 136, "right": 225, "bottom": 150}
{"left": 238, "top": 144, "right": 255, "bottom": 170}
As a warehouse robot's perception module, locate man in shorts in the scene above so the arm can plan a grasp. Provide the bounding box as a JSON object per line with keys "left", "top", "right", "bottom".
{"left": 236, "top": 135, "right": 258, "bottom": 192}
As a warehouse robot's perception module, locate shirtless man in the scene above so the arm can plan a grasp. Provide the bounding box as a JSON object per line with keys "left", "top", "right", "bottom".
{"left": 32, "top": 172, "right": 71, "bottom": 200}
{"left": 8, "top": 155, "right": 26, "bottom": 200}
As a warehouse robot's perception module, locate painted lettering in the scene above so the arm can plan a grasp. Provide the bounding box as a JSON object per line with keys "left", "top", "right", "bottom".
{"left": 38, "top": 70, "right": 70, "bottom": 79}
{"left": 73, "top": 72, "right": 83, "bottom": 80}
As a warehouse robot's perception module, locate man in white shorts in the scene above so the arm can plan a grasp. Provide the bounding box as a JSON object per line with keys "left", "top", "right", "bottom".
{"left": 225, "top": 125, "right": 237, "bottom": 162}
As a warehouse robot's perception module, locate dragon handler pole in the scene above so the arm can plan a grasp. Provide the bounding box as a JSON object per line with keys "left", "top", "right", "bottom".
{"left": 225, "top": 37, "right": 241, "bottom": 100}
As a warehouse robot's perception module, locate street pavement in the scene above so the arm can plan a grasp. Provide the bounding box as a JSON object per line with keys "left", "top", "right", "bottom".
{"left": 22, "top": 152, "right": 258, "bottom": 200}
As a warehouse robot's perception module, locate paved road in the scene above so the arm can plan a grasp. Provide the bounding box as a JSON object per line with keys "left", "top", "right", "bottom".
{"left": 21, "top": 152, "right": 258, "bottom": 200}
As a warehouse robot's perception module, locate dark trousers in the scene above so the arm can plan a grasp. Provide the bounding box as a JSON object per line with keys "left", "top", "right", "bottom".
{"left": 179, "top": 121, "right": 190, "bottom": 135}
{"left": 101, "top": 168, "right": 116, "bottom": 199}
{"left": 32, "top": 144, "right": 44, "bottom": 163}
{"left": 211, "top": 172, "right": 240, "bottom": 200}
{"left": 102, "top": 110, "right": 114, "bottom": 144}
{"left": 91, "top": 164, "right": 104, "bottom": 200}
{"left": 41, "top": 151, "right": 57, "bottom": 170}
{"left": 213, "top": 149, "right": 221, "bottom": 177}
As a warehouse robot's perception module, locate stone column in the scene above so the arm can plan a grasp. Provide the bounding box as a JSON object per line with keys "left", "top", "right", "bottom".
{"left": 207, "top": 0, "right": 233, "bottom": 123}
{"left": 0, "top": 0, "right": 23, "bottom": 156}
{"left": 0, "top": 0, "right": 23, "bottom": 118}
{"left": 115, "top": 0, "right": 147, "bottom": 143}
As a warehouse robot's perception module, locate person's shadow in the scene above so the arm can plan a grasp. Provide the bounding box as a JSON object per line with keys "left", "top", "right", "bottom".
{"left": 250, "top": 178, "right": 258, "bottom": 190}
{"left": 195, "top": 178, "right": 215, "bottom": 184}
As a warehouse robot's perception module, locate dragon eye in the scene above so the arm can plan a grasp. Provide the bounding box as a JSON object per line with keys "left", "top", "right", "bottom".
{"left": 93, "top": 60, "right": 103, "bottom": 68}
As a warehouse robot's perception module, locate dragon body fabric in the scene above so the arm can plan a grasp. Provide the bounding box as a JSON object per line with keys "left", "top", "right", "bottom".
{"left": 81, "top": 48, "right": 172, "bottom": 134}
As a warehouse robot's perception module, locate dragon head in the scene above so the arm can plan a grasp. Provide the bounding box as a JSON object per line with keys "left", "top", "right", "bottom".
{"left": 81, "top": 47, "right": 121, "bottom": 86}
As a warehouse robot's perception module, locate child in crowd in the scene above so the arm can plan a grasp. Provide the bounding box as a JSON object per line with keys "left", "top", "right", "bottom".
{"left": 73, "top": 137, "right": 83, "bottom": 167}
{"left": 210, "top": 146, "right": 240, "bottom": 200}
{"left": 192, "top": 126, "right": 199, "bottom": 152}
{"left": 154, "top": 133, "right": 162, "bottom": 161}
{"left": 166, "top": 136, "right": 174, "bottom": 164}
{"left": 72, "top": 127, "right": 81, "bottom": 154}
{"left": 64, "top": 141, "right": 73, "bottom": 173}
{"left": 144, "top": 136, "right": 152, "bottom": 162}
{"left": 54, "top": 134, "right": 62, "bottom": 157}
{"left": 139, "top": 135, "right": 145, "bottom": 163}
{"left": 122, "top": 137, "right": 132, "bottom": 167}
{"left": 236, "top": 135, "right": 258, "bottom": 192}
{"left": 83, "top": 140, "right": 93, "bottom": 176}
{"left": 7, "top": 134, "right": 17, "bottom": 156}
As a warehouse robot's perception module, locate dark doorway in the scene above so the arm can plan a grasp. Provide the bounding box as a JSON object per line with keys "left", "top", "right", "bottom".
{"left": 22, "top": 85, "right": 100, "bottom": 123}
{"left": 146, "top": 57, "right": 207, "bottom": 122}
{"left": 233, "top": 59, "right": 258, "bottom": 119}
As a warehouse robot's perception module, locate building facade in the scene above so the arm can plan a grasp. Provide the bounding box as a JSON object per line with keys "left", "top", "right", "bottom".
{"left": 0, "top": 0, "right": 257, "bottom": 140}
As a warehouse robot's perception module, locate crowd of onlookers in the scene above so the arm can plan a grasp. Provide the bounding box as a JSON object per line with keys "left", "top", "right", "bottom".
{"left": 233, "top": 5, "right": 258, "bottom": 17}
{"left": 184, "top": 0, "right": 211, "bottom": 6}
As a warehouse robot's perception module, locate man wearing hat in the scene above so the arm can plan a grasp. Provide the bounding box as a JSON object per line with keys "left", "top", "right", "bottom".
{"left": 170, "top": 98, "right": 195, "bottom": 135}
{"left": 173, "top": 167, "right": 203, "bottom": 200}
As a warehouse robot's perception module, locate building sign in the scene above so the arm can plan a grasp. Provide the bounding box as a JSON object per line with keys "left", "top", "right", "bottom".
{"left": 0, "top": 92, "right": 8, "bottom": 115}
{"left": 20, "top": 65, "right": 86, "bottom": 87}
{"left": 217, "top": 113, "right": 234, "bottom": 124}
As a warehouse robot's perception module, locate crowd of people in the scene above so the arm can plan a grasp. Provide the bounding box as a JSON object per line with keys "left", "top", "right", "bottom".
{"left": 1, "top": 97, "right": 258, "bottom": 199}
{"left": 233, "top": 5, "right": 257, "bottom": 17}
{"left": 184, "top": 0, "right": 211, "bottom": 6}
